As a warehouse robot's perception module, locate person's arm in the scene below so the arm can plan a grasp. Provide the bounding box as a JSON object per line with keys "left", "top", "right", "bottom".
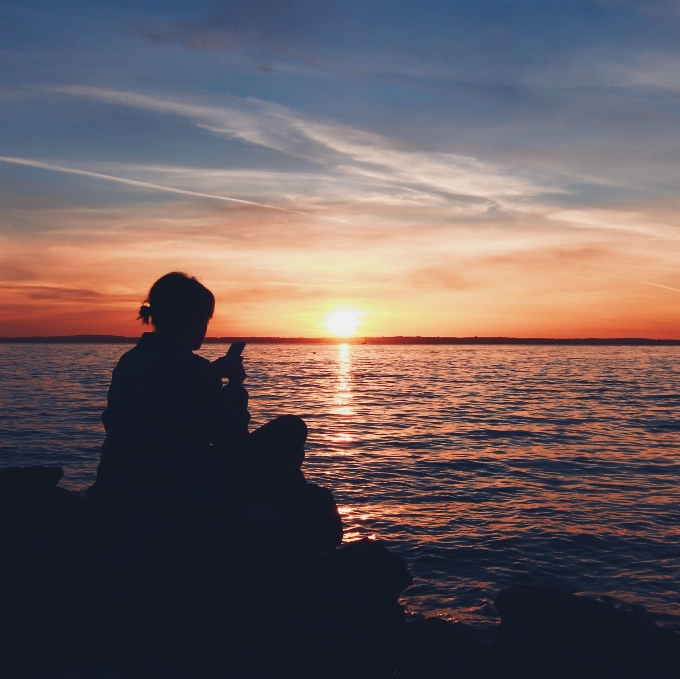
{"left": 212, "top": 355, "right": 246, "bottom": 386}
{"left": 210, "top": 356, "right": 251, "bottom": 449}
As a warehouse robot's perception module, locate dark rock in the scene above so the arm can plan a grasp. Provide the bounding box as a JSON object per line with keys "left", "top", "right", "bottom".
{"left": 1, "top": 464, "right": 64, "bottom": 489}
{"left": 8, "top": 466, "right": 678, "bottom": 679}
{"left": 396, "top": 617, "right": 491, "bottom": 679}
{"left": 1, "top": 466, "right": 82, "bottom": 513}
{"left": 293, "top": 482, "right": 343, "bottom": 554}
{"left": 491, "top": 585, "right": 680, "bottom": 679}
{"left": 319, "top": 538, "right": 413, "bottom": 605}
{"left": 495, "top": 584, "right": 658, "bottom": 641}
{"left": 1, "top": 467, "right": 89, "bottom": 679}
{"left": 235, "top": 482, "right": 343, "bottom": 556}
{"left": 300, "top": 540, "right": 413, "bottom": 676}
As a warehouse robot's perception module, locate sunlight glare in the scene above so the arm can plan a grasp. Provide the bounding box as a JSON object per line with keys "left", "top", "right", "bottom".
{"left": 323, "top": 309, "right": 363, "bottom": 337}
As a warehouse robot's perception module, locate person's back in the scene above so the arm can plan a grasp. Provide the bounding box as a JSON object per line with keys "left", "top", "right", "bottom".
{"left": 102, "top": 332, "right": 230, "bottom": 457}
{"left": 87, "top": 272, "right": 249, "bottom": 513}
{"left": 85, "top": 271, "right": 322, "bottom": 542}
{"left": 83, "top": 271, "right": 339, "bottom": 635}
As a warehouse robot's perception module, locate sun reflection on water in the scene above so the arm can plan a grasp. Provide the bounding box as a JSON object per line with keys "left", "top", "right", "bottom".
{"left": 331, "top": 343, "right": 353, "bottom": 419}
{"left": 3, "top": 344, "right": 679, "bottom": 630}
{"left": 338, "top": 504, "right": 377, "bottom": 541}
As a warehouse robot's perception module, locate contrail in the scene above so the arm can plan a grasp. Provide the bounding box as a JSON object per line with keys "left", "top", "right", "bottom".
{"left": 564, "top": 273, "right": 679, "bottom": 293}
{"left": 0, "top": 155, "right": 302, "bottom": 215}
{"left": 607, "top": 273, "right": 679, "bottom": 294}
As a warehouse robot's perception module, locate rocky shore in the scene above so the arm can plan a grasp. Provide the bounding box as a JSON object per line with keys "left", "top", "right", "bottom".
{"left": 2, "top": 466, "right": 678, "bottom": 678}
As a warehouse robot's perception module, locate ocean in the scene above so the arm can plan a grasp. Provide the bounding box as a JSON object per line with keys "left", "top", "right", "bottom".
{"left": 1, "top": 343, "right": 679, "bottom": 630}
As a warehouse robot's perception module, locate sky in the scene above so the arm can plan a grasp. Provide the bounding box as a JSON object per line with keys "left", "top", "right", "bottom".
{"left": 1, "top": 0, "right": 679, "bottom": 338}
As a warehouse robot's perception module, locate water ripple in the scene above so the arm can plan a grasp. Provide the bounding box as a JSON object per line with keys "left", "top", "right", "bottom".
{"left": 0, "top": 343, "right": 678, "bottom": 630}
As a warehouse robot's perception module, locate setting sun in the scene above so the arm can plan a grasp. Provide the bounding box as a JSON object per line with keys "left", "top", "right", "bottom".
{"left": 323, "top": 310, "right": 363, "bottom": 337}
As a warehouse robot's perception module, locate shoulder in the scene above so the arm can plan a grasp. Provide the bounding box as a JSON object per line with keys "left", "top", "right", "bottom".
{"left": 115, "top": 342, "right": 143, "bottom": 365}
{"left": 170, "top": 347, "right": 221, "bottom": 391}
{"left": 111, "top": 334, "right": 219, "bottom": 387}
{"left": 188, "top": 351, "right": 219, "bottom": 379}
{"left": 110, "top": 344, "right": 144, "bottom": 377}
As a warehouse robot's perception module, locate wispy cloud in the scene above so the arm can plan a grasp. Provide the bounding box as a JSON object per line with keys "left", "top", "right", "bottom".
{"left": 3, "top": 195, "right": 678, "bottom": 337}
{"left": 523, "top": 50, "right": 680, "bottom": 93}
{"left": 546, "top": 209, "right": 680, "bottom": 239}
{"left": 1, "top": 284, "right": 125, "bottom": 302}
{"left": 55, "top": 86, "right": 557, "bottom": 205}
{"left": 3, "top": 2, "right": 680, "bottom": 338}
{"left": 606, "top": 273, "right": 680, "bottom": 294}
{"left": 0, "top": 155, "right": 298, "bottom": 212}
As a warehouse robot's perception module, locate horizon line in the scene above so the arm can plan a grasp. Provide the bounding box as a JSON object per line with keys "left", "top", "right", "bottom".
{"left": 1, "top": 335, "right": 679, "bottom": 346}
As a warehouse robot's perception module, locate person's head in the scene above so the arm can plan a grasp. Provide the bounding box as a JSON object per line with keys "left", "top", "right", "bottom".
{"left": 138, "top": 272, "right": 215, "bottom": 349}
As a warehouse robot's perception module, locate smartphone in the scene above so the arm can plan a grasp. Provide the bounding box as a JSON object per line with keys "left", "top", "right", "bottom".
{"left": 225, "top": 341, "right": 246, "bottom": 358}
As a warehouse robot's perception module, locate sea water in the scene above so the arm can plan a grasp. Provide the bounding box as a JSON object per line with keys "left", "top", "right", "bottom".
{"left": 1, "top": 343, "right": 679, "bottom": 630}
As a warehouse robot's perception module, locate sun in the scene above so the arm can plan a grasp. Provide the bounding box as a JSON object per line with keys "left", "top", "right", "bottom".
{"left": 323, "top": 309, "right": 363, "bottom": 337}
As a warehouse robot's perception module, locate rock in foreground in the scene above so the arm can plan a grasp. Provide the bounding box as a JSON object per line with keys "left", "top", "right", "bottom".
{"left": 2, "top": 466, "right": 679, "bottom": 679}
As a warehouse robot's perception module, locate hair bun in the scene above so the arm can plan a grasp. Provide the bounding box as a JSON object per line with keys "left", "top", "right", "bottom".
{"left": 138, "top": 272, "right": 215, "bottom": 332}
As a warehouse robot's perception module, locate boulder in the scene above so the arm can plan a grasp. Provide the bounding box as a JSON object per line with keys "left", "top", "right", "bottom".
{"left": 319, "top": 537, "right": 413, "bottom": 606}
{"left": 0, "top": 465, "right": 82, "bottom": 513}
{"left": 491, "top": 585, "right": 680, "bottom": 679}
{"left": 1, "top": 466, "right": 89, "bottom": 678}
{"left": 396, "top": 617, "right": 491, "bottom": 679}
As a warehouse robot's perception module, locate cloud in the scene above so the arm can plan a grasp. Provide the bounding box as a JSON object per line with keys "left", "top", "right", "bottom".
{"left": 0, "top": 155, "right": 297, "bottom": 212}
{"left": 598, "top": 53, "right": 680, "bottom": 92}
{"left": 3, "top": 2, "right": 680, "bottom": 339}
{"left": 405, "top": 244, "right": 610, "bottom": 292}
{"left": 1, "top": 284, "right": 123, "bottom": 302}
{"left": 2, "top": 195, "right": 679, "bottom": 338}
{"left": 55, "top": 86, "right": 557, "bottom": 206}
{"left": 288, "top": 119, "right": 553, "bottom": 200}
{"left": 128, "top": 3, "right": 680, "bottom": 99}
{"left": 605, "top": 273, "right": 680, "bottom": 294}
{"left": 546, "top": 209, "right": 680, "bottom": 239}
{"left": 523, "top": 50, "right": 680, "bottom": 93}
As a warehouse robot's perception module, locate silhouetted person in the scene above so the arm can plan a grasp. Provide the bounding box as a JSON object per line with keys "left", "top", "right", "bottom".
{"left": 80, "top": 273, "right": 341, "bottom": 647}
{"left": 85, "top": 271, "right": 307, "bottom": 516}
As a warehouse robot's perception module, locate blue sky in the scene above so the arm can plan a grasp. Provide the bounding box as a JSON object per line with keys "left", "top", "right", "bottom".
{"left": 1, "top": 1, "right": 679, "bottom": 336}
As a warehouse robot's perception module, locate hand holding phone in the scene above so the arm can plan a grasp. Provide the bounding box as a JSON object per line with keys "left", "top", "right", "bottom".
{"left": 212, "top": 342, "right": 247, "bottom": 383}
{"left": 225, "top": 341, "right": 246, "bottom": 358}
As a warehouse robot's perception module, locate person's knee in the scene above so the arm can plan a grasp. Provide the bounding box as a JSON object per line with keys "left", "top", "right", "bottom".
{"left": 277, "top": 414, "right": 307, "bottom": 447}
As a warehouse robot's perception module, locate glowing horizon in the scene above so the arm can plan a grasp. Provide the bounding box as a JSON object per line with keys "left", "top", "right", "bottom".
{"left": 322, "top": 310, "right": 364, "bottom": 338}
{"left": 1, "top": 3, "right": 679, "bottom": 339}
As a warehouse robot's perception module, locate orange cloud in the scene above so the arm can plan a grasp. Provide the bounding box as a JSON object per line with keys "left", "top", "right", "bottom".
{"left": 1, "top": 167, "right": 679, "bottom": 338}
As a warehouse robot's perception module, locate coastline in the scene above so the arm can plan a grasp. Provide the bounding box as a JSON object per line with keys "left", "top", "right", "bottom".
{"left": 1, "top": 335, "right": 679, "bottom": 345}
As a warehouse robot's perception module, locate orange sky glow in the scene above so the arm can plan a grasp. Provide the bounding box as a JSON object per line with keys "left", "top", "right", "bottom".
{"left": 1, "top": 4, "right": 679, "bottom": 339}
{"left": 2, "top": 196, "right": 678, "bottom": 338}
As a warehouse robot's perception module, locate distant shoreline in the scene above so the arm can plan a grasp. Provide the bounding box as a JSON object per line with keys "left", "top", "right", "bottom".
{"left": 1, "top": 335, "right": 679, "bottom": 346}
